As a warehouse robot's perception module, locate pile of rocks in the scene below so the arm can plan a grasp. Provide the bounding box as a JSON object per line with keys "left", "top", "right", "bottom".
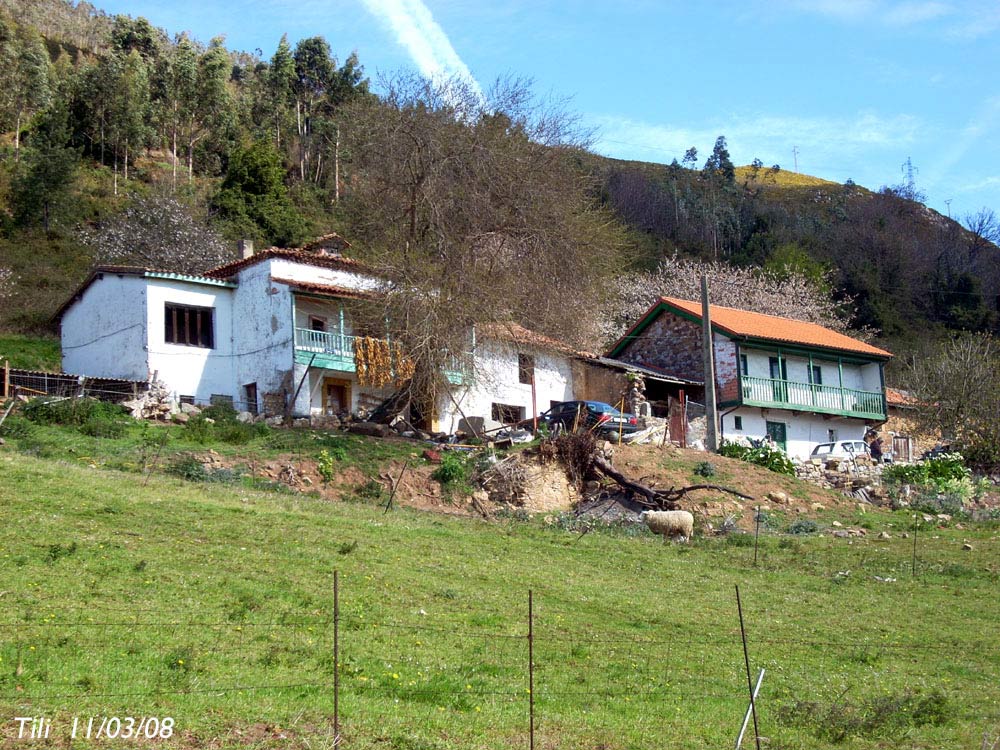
{"left": 795, "top": 455, "right": 889, "bottom": 501}
{"left": 122, "top": 380, "right": 173, "bottom": 420}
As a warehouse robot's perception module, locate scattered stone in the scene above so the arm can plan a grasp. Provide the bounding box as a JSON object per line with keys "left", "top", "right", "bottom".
{"left": 172, "top": 412, "right": 189, "bottom": 424}
{"left": 936, "top": 513, "right": 952, "bottom": 522}
{"left": 237, "top": 411, "right": 254, "bottom": 424}
{"left": 766, "top": 491, "right": 788, "bottom": 504}
{"left": 963, "top": 543, "right": 974, "bottom": 551}
{"left": 203, "top": 418, "right": 215, "bottom": 425}
{"left": 922, "top": 514, "right": 934, "bottom": 523}
{"left": 0, "top": 437, "right": 5, "bottom": 446}
{"left": 349, "top": 422, "right": 390, "bottom": 438}
{"left": 292, "top": 418, "right": 310, "bottom": 428}
{"left": 180, "top": 402, "right": 202, "bottom": 415}
{"left": 901, "top": 532, "right": 909, "bottom": 538}
{"left": 812, "top": 503, "right": 826, "bottom": 511}
{"left": 831, "top": 520, "right": 843, "bottom": 528}
{"left": 857, "top": 503, "right": 867, "bottom": 514}
{"left": 878, "top": 531, "right": 891, "bottom": 540}
{"left": 265, "top": 416, "right": 283, "bottom": 427}
{"left": 832, "top": 530, "right": 850, "bottom": 538}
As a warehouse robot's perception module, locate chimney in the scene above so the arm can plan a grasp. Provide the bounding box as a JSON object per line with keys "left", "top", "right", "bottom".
{"left": 238, "top": 239, "right": 254, "bottom": 259}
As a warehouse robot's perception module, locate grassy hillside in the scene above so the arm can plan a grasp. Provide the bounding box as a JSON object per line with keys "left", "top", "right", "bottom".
{"left": 1, "top": 442, "right": 998, "bottom": 748}
{"left": 0, "top": 333, "right": 61, "bottom": 370}
{"left": 733, "top": 165, "right": 839, "bottom": 188}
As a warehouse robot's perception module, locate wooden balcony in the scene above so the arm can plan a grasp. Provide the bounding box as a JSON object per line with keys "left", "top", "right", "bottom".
{"left": 741, "top": 375, "right": 885, "bottom": 420}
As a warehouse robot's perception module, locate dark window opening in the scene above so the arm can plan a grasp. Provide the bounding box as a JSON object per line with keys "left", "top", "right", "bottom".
{"left": 739, "top": 354, "right": 748, "bottom": 376}
{"left": 179, "top": 395, "right": 195, "bottom": 405}
{"left": 492, "top": 403, "right": 525, "bottom": 424}
{"left": 165, "top": 304, "right": 214, "bottom": 348}
{"left": 809, "top": 365, "right": 822, "bottom": 385}
{"left": 244, "top": 383, "right": 258, "bottom": 416}
{"left": 734, "top": 416, "right": 743, "bottom": 430}
{"left": 518, "top": 354, "right": 535, "bottom": 384}
{"left": 210, "top": 394, "right": 234, "bottom": 408}
{"left": 309, "top": 316, "right": 327, "bottom": 332}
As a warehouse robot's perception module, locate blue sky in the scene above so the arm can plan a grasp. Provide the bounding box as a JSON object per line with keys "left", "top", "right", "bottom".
{"left": 99, "top": 0, "right": 1000, "bottom": 219}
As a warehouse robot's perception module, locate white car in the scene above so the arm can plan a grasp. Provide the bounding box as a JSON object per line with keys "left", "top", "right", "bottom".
{"left": 811, "top": 440, "right": 871, "bottom": 459}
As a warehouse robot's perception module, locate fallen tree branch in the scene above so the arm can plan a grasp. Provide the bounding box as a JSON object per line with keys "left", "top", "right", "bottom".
{"left": 591, "top": 456, "right": 754, "bottom": 510}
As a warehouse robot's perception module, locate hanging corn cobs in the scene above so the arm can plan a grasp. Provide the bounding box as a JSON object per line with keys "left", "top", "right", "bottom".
{"left": 354, "top": 337, "right": 415, "bottom": 387}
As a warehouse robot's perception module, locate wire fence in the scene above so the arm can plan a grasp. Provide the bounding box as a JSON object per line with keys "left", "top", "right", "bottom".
{"left": 2, "top": 577, "right": 998, "bottom": 748}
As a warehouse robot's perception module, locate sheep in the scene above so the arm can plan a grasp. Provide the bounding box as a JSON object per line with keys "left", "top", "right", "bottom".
{"left": 639, "top": 510, "right": 694, "bottom": 543}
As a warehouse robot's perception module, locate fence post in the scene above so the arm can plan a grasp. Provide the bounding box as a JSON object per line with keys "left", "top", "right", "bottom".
{"left": 753, "top": 506, "right": 761, "bottom": 566}
{"left": 528, "top": 589, "right": 534, "bottom": 750}
{"left": 735, "top": 586, "right": 761, "bottom": 750}
{"left": 912, "top": 515, "right": 919, "bottom": 577}
{"left": 3, "top": 359, "right": 9, "bottom": 399}
{"left": 334, "top": 570, "right": 340, "bottom": 747}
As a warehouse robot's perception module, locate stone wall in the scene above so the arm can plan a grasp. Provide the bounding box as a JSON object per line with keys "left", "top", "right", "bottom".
{"left": 795, "top": 455, "right": 888, "bottom": 502}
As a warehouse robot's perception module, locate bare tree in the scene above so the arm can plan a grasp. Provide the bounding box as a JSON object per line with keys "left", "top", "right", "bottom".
{"left": 904, "top": 333, "right": 1000, "bottom": 470}
{"left": 77, "top": 193, "right": 234, "bottom": 273}
{"left": 599, "top": 255, "right": 866, "bottom": 346}
{"left": 340, "top": 73, "right": 627, "bottom": 410}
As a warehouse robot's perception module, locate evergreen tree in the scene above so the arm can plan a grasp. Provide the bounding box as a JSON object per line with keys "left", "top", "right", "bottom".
{"left": 13, "top": 101, "right": 79, "bottom": 231}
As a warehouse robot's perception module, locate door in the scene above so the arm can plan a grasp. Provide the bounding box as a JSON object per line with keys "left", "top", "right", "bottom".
{"left": 323, "top": 378, "right": 350, "bottom": 416}
{"left": 243, "top": 382, "right": 258, "bottom": 416}
{"left": 765, "top": 421, "right": 787, "bottom": 452}
{"left": 769, "top": 356, "right": 788, "bottom": 403}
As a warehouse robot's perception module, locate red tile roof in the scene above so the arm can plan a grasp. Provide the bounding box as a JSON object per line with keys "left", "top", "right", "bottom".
{"left": 477, "top": 322, "right": 591, "bottom": 357}
{"left": 271, "top": 277, "right": 377, "bottom": 300}
{"left": 610, "top": 297, "right": 892, "bottom": 359}
{"left": 886, "top": 387, "right": 920, "bottom": 408}
{"left": 203, "top": 248, "right": 372, "bottom": 279}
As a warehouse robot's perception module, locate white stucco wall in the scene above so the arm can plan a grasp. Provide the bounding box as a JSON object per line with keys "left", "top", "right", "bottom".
{"left": 61, "top": 273, "right": 149, "bottom": 380}
{"left": 145, "top": 280, "right": 236, "bottom": 403}
{"left": 720, "top": 407, "right": 869, "bottom": 460}
{"left": 230, "top": 265, "right": 296, "bottom": 411}
{"left": 438, "top": 340, "right": 575, "bottom": 434}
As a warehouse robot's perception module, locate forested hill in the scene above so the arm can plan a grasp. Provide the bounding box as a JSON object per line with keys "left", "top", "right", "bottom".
{"left": 0, "top": 0, "right": 997, "bottom": 354}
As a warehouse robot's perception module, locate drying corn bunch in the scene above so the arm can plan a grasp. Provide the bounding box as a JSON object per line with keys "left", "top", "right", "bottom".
{"left": 354, "top": 337, "right": 415, "bottom": 387}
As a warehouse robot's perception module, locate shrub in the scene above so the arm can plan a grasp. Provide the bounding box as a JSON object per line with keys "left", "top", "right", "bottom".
{"left": 317, "top": 448, "right": 341, "bottom": 483}
{"left": 23, "top": 397, "right": 128, "bottom": 427}
{"left": 787, "top": 519, "right": 818, "bottom": 534}
{"left": 79, "top": 416, "right": 129, "bottom": 438}
{"left": 0, "top": 415, "right": 33, "bottom": 439}
{"left": 693, "top": 461, "right": 716, "bottom": 478}
{"left": 432, "top": 452, "right": 468, "bottom": 485}
{"left": 719, "top": 440, "right": 795, "bottom": 475}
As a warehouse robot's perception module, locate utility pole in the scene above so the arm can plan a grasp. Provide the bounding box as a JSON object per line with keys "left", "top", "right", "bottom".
{"left": 701, "top": 275, "right": 719, "bottom": 452}
{"left": 792, "top": 146, "right": 799, "bottom": 172}
{"left": 944, "top": 198, "right": 952, "bottom": 218}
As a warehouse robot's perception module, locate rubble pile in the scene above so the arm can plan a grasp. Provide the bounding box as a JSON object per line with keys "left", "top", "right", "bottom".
{"left": 794, "top": 455, "right": 888, "bottom": 503}
{"left": 121, "top": 380, "right": 173, "bottom": 420}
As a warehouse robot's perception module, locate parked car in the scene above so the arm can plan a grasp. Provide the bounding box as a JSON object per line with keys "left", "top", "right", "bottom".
{"left": 542, "top": 400, "right": 639, "bottom": 435}
{"left": 810, "top": 440, "right": 871, "bottom": 460}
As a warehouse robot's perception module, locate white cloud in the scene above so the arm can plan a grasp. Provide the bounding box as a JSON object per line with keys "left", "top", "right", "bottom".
{"left": 359, "top": 0, "right": 482, "bottom": 95}
{"left": 883, "top": 1, "right": 951, "bottom": 25}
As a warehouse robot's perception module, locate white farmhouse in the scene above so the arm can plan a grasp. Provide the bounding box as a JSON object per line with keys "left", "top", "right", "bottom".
{"left": 56, "top": 240, "right": 596, "bottom": 432}
{"left": 607, "top": 297, "right": 893, "bottom": 459}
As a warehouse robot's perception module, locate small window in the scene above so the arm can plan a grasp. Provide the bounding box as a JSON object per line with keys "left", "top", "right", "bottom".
{"left": 179, "top": 395, "right": 195, "bottom": 405}
{"left": 165, "top": 304, "right": 214, "bottom": 348}
{"left": 518, "top": 354, "right": 535, "bottom": 385}
{"left": 739, "top": 354, "right": 748, "bottom": 376}
{"left": 734, "top": 416, "right": 743, "bottom": 430}
{"left": 492, "top": 403, "right": 525, "bottom": 424}
{"left": 828, "top": 429, "right": 838, "bottom": 442}
{"left": 210, "top": 394, "right": 234, "bottom": 408}
{"left": 809, "top": 365, "right": 822, "bottom": 385}
{"left": 309, "top": 316, "right": 327, "bottom": 332}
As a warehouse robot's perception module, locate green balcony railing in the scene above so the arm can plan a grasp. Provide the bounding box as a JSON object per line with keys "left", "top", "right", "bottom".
{"left": 294, "top": 327, "right": 469, "bottom": 384}
{"left": 741, "top": 375, "right": 885, "bottom": 419}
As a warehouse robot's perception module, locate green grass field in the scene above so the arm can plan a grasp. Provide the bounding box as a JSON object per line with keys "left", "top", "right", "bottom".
{"left": 1, "top": 425, "right": 999, "bottom": 748}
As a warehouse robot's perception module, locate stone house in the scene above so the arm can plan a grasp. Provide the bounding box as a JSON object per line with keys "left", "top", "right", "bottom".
{"left": 606, "top": 297, "right": 893, "bottom": 460}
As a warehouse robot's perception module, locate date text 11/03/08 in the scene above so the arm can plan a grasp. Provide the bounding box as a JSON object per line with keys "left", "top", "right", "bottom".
{"left": 12, "top": 716, "right": 175, "bottom": 740}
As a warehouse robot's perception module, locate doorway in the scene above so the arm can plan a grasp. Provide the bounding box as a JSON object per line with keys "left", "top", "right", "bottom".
{"left": 323, "top": 377, "right": 351, "bottom": 416}
{"left": 765, "top": 420, "right": 787, "bottom": 452}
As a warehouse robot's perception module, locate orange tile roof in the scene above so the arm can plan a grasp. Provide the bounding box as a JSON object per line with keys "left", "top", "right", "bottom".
{"left": 663, "top": 297, "right": 892, "bottom": 357}
{"left": 610, "top": 297, "right": 892, "bottom": 359}
{"left": 478, "top": 323, "right": 591, "bottom": 357}
{"left": 886, "top": 387, "right": 920, "bottom": 407}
